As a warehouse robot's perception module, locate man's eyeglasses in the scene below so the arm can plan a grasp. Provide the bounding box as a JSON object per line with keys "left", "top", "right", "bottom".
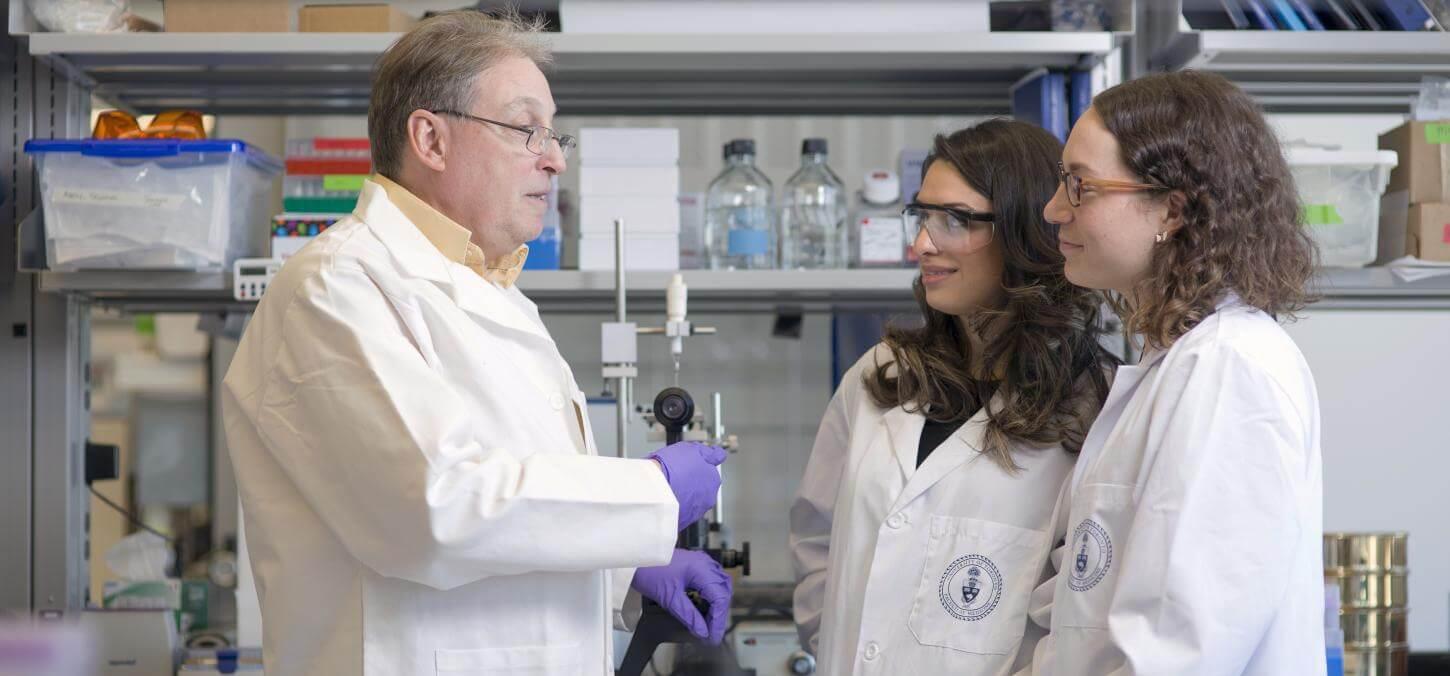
{"left": 1057, "top": 161, "right": 1167, "bottom": 207}
{"left": 431, "top": 110, "right": 576, "bottom": 160}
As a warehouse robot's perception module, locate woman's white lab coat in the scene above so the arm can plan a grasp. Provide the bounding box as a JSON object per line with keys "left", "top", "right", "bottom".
{"left": 222, "top": 181, "right": 678, "bottom": 676}
{"left": 791, "top": 346, "right": 1075, "bottom": 675}
{"left": 1029, "top": 298, "right": 1325, "bottom": 675}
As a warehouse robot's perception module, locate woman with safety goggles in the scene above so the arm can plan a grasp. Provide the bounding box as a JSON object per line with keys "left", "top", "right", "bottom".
{"left": 791, "top": 118, "right": 1118, "bottom": 675}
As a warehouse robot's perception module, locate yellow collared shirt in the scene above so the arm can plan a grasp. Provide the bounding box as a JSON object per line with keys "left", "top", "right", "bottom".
{"left": 372, "top": 174, "right": 529, "bottom": 288}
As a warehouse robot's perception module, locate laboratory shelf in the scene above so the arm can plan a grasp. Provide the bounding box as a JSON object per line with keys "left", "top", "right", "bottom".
{"left": 37, "top": 268, "right": 925, "bottom": 313}
{"left": 1150, "top": 30, "right": 1450, "bottom": 113}
{"left": 35, "top": 267, "right": 1450, "bottom": 314}
{"left": 23, "top": 31, "right": 1122, "bottom": 115}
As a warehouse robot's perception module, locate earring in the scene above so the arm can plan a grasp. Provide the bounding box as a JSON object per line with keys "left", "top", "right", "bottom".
{"left": 1154, "top": 232, "right": 1167, "bottom": 244}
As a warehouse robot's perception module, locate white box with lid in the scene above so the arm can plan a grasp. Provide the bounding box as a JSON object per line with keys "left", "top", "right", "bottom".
{"left": 560, "top": 0, "right": 989, "bottom": 33}
{"left": 1287, "top": 148, "right": 1399, "bottom": 268}
{"left": 580, "top": 195, "right": 681, "bottom": 235}
{"left": 579, "top": 128, "right": 679, "bottom": 166}
{"left": 578, "top": 234, "right": 680, "bottom": 271}
{"left": 580, "top": 166, "right": 680, "bottom": 196}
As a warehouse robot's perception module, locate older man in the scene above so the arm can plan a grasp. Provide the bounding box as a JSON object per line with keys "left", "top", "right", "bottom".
{"left": 222, "top": 12, "right": 731, "bottom": 675}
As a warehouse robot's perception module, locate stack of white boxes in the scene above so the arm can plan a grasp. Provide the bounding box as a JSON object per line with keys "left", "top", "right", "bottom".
{"left": 577, "top": 128, "right": 681, "bottom": 271}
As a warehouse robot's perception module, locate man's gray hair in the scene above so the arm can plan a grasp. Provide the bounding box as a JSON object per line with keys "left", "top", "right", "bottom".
{"left": 368, "top": 10, "right": 552, "bottom": 178}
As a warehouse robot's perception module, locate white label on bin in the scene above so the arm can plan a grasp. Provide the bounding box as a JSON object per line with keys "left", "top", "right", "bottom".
{"left": 53, "top": 188, "right": 186, "bottom": 211}
{"left": 860, "top": 216, "right": 905, "bottom": 264}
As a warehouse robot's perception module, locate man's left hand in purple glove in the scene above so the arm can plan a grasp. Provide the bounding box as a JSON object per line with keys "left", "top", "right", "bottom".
{"left": 630, "top": 548, "right": 734, "bottom": 645}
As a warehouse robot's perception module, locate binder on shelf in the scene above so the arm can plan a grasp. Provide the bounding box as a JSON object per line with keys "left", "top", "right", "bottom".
{"left": 1221, "top": 0, "right": 1253, "bottom": 28}
{"left": 1323, "top": 0, "right": 1363, "bottom": 28}
{"left": 1243, "top": 0, "right": 1281, "bottom": 28}
{"left": 1010, "top": 68, "right": 1068, "bottom": 143}
{"left": 1378, "top": 0, "right": 1437, "bottom": 29}
{"left": 1069, "top": 70, "right": 1093, "bottom": 128}
{"left": 1289, "top": 0, "right": 1328, "bottom": 27}
{"left": 1349, "top": 0, "right": 1385, "bottom": 29}
{"left": 1270, "top": 0, "right": 1310, "bottom": 28}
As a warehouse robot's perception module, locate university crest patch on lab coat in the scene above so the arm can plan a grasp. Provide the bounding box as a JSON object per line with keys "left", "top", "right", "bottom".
{"left": 938, "top": 554, "right": 1002, "bottom": 621}
{"left": 1068, "top": 518, "right": 1113, "bottom": 592}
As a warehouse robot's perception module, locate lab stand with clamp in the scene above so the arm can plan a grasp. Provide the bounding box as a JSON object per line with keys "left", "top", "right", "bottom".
{"left": 600, "top": 220, "right": 753, "bottom": 676}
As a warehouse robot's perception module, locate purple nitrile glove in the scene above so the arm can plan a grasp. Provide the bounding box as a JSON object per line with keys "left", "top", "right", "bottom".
{"left": 648, "top": 441, "right": 727, "bottom": 532}
{"left": 631, "top": 548, "right": 734, "bottom": 645}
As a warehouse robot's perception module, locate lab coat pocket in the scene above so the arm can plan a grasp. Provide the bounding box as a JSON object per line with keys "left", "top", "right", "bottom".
{"left": 434, "top": 643, "right": 582, "bottom": 675}
{"left": 1058, "top": 482, "right": 1135, "bottom": 629}
{"left": 907, "top": 516, "right": 1050, "bottom": 655}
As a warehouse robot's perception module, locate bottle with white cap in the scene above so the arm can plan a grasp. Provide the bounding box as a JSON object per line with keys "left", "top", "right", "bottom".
{"left": 849, "top": 169, "right": 908, "bottom": 268}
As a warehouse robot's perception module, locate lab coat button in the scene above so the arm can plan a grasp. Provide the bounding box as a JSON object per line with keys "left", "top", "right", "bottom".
{"left": 886, "top": 514, "right": 904, "bottom": 529}
{"left": 549, "top": 392, "right": 564, "bottom": 410}
{"left": 864, "top": 642, "right": 880, "bottom": 660}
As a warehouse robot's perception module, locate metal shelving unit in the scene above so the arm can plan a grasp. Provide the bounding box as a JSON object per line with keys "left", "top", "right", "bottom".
{"left": 14, "top": 0, "right": 1450, "bottom": 628}
{"left": 1147, "top": 3, "right": 1450, "bottom": 113}
{"left": 15, "top": 16, "right": 1132, "bottom": 313}
{"left": 36, "top": 267, "right": 1450, "bottom": 313}
{"left": 37, "top": 269, "right": 924, "bottom": 313}
{"left": 26, "top": 30, "right": 1124, "bottom": 115}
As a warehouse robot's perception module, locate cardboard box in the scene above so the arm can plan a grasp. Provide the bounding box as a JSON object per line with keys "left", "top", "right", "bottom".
{"left": 103, "top": 580, "right": 180, "bottom": 610}
{"left": 165, "top": 0, "right": 289, "bottom": 32}
{"left": 1379, "top": 120, "right": 1450, "bottom": 204}
{"left": 102, "top": 579, "right": 210, "bottom": 634}
{"left": 300, "top": 4, "right": 417, "bottom": 33}
{"left": 1408, "top": 202, "right": 1450, "bottom": 262}
{"left": 1376, "top": 190, "right": 1411, "bottom": 264}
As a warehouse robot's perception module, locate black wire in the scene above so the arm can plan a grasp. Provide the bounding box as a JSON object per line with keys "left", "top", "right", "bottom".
{"left": 88, "top": 485, "right": 176, "bottom": 543}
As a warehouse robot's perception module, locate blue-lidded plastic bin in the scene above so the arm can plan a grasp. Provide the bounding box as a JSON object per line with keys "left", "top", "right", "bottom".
{"left": 24, "top": 139, "right": 281, "bottom": 270}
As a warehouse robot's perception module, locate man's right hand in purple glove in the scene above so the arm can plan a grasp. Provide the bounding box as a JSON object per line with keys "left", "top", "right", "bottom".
{"left": 648, "top": 441, "right": 727, "bottom": 531}
{"left": 631, "top": 548, "right": 734, "bottom": 645}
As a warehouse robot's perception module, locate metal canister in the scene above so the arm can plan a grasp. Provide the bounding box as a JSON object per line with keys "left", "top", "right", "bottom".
{"left": 1324, "top": 533, "right": 1408, "bottom": 574}
{"left": 1343, "top": 646, "right": 1410, "bottom": 676}
{"left": 1337, "top": 572, "right": 1409, "bottom": 609}
{"left": 1325, "top": 533, "right": 1409, "bottom": 676}
{"left": 1340, "top": 608, "right": 1408, "bottom": 646}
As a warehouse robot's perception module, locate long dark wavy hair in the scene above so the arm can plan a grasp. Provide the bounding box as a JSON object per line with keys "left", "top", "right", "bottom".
{"left": 1092, "top": 71, "right": 1317, "bottom": 349}
{"left": 864, "top": 119, "right": 1118, "bottom": 468}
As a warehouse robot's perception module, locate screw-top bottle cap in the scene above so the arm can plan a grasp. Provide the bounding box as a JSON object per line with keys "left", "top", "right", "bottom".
{"left": 732, "top": 139, "right": 756, "bottom": 156}
{"left": 862, "top": 169, "right": 900, "bottom": 205}
{"left": 801, "top": 138, "right": 827, "bottom": 155}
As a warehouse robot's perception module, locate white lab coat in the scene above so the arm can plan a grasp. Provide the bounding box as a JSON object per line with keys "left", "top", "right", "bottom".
{"left": 222, "top": 181, "right": 678, "bottom": 676}
{"left": 791, "top": 346, "right": 1075, "bottom": 675}
{"left": 1029, "top": 298, "right": 1325, "bottom": 675}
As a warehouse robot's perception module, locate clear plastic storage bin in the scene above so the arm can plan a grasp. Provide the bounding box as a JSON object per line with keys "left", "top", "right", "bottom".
{"left": 1287, "top": 148, "right": 1398, "bottom": 268}
{"left": 24, "top": 139, "right": 281, "bottom": 270}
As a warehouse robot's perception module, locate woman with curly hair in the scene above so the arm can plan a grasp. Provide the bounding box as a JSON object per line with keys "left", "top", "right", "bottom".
{"left": 1032, "top": 71, "right": 1324, "bottom": 675}
{"left": 790, "top": 119, "right": 1119, "bottom": 674}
